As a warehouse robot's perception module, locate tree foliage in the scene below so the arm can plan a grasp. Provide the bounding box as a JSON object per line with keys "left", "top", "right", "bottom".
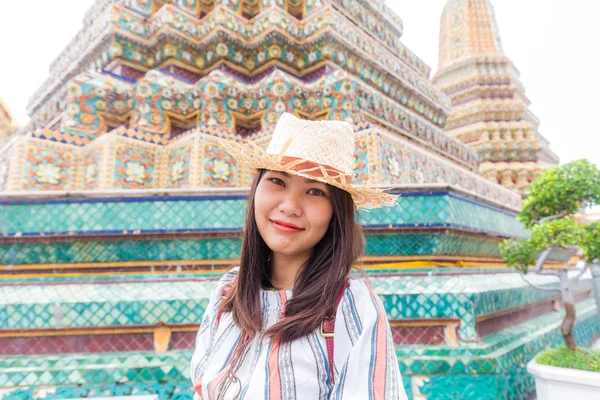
{"left": 583, "top": 221, "right": 600, "bottom": 263}
{"left": 499, "top": 239, "right": 535, "bottom": 273}
{"left": 529, "top": 218, "right": 586, "bottom": 250}
{"left": 499, "top": 218, "right": 586, "bottom": 273}
{"left": 500, "top": 160, "right": 600, "bottom": 269}
{"left": 520, "top": 159, "right": 600, "bottom": 228}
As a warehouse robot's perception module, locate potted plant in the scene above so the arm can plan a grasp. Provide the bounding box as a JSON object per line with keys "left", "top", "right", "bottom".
{"left": 527, "top": 346, "right": 600, "bottom": 399}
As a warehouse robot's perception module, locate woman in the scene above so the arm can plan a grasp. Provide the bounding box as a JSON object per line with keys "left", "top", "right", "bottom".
{"left": 190, "top": 113, "right": 408, "bottom": 399}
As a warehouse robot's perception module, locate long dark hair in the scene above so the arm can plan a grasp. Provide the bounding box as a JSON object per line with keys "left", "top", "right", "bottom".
{"left": 222, "top": 169, "right": 365, "bottom": 343}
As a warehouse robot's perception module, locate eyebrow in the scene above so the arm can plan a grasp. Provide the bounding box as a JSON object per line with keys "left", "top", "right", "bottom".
{"left": 275, "top": 171, "right": 327, "bottom": 186}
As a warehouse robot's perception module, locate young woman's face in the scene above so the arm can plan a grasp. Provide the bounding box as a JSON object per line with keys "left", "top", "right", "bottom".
{"left": 254, "top": 170, "right": 334, "bottom": 262}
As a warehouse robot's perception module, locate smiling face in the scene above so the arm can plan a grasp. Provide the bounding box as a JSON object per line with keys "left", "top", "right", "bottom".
{"left": 254, "top": 170, "right": 334, "bottom": 264}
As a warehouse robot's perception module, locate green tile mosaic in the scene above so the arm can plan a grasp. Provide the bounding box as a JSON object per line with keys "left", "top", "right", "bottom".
{"left": 444, "top": 196, "right": 527, "bottom": 238}
{"left": 0, "top": 197, "right": 248, "bottom": 236}
{"left": 2, "top": 270, "right": 593, "bottom": 342}
{"left": 0, "top": 237, "right": 243, "bottom": 265}
{"left": 0, "top": 301, "right": 596, "bottom": 399}
{"left": 0, "top": 350, "right": 192, "bottom": 388}
{"left": 474, "top": 275, "right": 591, "bottom": 316}
{"left": 0, "top": 234, "right": 507, "bottom": 265}
{"left": 357, "top": 193, "right": 527, "bottom": 238}
{"left": 365, "top": 234, "right": 502, "bottom": 257}
{"left": 413, "top": 305, "right": 599, "bottom": 400}
{"left": 0, "top": 192, "right": 527, "bottom": 239}
{"left": 373, "top": 271, "right": 594, "bottom": 340}
{"left": 0, "top": 383, "right": 192, "bottom": 400}
{"left": 0, "top": 280, "right": 212, "bottom": 329}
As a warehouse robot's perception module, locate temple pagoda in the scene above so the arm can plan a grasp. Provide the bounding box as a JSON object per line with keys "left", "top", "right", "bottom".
{"left": 433, "top": 0, "right": 560, "bottom": 195}
{"left": 0, "top": 1, "right": 596, "bottom": 399}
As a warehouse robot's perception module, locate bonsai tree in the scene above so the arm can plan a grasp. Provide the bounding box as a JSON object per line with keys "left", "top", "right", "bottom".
{"left": 499, "top": 159, "right": 600, "bottom": 350}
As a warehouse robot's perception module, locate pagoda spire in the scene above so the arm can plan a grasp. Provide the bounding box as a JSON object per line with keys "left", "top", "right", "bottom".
{"left": 433, "top": 0, "right": 559, "bottom": 196}
{"left": 438, "top": 0, "right": 504, "bottom": 71}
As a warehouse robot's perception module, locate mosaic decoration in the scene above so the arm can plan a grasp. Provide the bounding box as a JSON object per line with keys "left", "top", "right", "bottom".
{"left": 0, "top": 1, "right": 594, "bottom": 399}
{"left": 27, "top": 4, "right": 456, "bottom": 146}
{"left": 0, "top": 233, "right": 509, "bottom": 267}
{"left": 376, "top": 131, "right": 521, "bottom": 209}
{"left": 0, "top": 125, "right": 519, "bottom": 208}
{"left": 0, "top": 283, "right": 597, "bottom": 399}
{"left": 114, "top": 142, "right": 158, "bottom": 189}
{"left": 166, "top": 141, "right": 192, "bottom": 188}
{"left": 17, "top": 139, "right": 77, "bottom": 191}
{"left": 82, "top": 145, "right": 103, "bottom": 190}
{"left": 131, "top": 70, "right": 199, "bottom": 135}
{"left": 61, "top": 71, "right": 133, "bottom": 135}
{"left": 0, "top": 192, "right": 525, "bottom": 240}
{"left": 202, "top": 142, "right": 238, "bottom": 186}
{"left": 433, "top": 0, "right": 559, "bottom": 195}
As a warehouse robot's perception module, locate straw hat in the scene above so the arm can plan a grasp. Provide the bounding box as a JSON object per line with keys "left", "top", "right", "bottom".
{"left": 218, "top": 112, "right": 398, "bottom": 209}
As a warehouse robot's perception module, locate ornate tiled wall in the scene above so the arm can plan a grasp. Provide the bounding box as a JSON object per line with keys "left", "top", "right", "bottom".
{"left": 0, "top": 191, "right": 524, "bottom": 239}
{"left": 0, "top": 190, "right": 526, "bottom": 267}
{"left": 1, "top": 269, "right": 593, "bottom": 340}
{"left": 30, "top": 3, "right": 449, "bottom": 130}
{"left": 0, "top": 299, "right": 596, "bottom": 400}
{"left": 1, "top": 234, "right": 508, "bottom": 267}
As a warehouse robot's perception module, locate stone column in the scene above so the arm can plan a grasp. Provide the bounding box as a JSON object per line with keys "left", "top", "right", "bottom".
{"left": 591, "top": 262, "right": 600, "bottom": 326}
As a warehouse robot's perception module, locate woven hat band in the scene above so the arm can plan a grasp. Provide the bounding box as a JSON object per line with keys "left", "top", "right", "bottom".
{"left": 279, "top": 156, "right": 352, "bottom": 186}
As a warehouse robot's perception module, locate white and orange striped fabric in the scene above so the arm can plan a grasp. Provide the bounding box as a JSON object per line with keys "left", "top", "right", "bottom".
{"left": 190, "top": 268, "right": 408, "bottom": 400}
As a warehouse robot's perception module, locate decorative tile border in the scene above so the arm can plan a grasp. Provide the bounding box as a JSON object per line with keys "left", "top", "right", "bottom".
{"left": 1, "top": 269, "right": 593, "bottom": 343}
{"left": 0, "top": 191, "right": 526, "bottom": 239}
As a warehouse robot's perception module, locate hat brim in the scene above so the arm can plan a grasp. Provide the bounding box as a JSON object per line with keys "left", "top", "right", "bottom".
{"left": 218, "top": 138, "right": 398, "bottom": 209}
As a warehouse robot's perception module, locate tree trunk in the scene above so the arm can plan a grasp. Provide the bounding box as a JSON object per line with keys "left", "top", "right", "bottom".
{"left": 561, "top": 302, "right": 577, "bottom": 350}
{"left": 559, "top": 270, "right": 577, "bottom": 350}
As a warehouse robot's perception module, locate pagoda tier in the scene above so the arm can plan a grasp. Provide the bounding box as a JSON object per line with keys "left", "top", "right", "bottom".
{"left": 433, "top": 0, "right": 559, "bottom": 195}
{"left": 0, "top": 67, "right": 519, "bottom": 209}
{"left": 28, "top": 2, "right": 443, "bottom": 129}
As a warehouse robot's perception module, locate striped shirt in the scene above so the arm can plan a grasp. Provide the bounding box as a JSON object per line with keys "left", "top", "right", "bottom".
{"left": 190, "top": 268, "right": 408, "bottom": 400}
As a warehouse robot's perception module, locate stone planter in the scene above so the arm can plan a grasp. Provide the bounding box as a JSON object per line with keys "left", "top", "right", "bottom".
{"left": 527, "top": 359, "right": 600, "bottom": 400}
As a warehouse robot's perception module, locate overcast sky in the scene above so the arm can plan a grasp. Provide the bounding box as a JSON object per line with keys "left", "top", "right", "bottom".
{"left": 0, "top": 0, "right": 598, "bottom": 167}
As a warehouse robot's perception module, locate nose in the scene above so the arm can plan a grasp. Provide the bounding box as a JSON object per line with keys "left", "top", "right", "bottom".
{"left": 278, "top": 191, "right": 303, "bottom": 217}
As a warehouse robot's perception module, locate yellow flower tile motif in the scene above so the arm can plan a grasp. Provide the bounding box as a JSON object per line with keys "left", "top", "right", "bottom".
{"left": 125, "top": 162, "right": 146, "bottom": 183}
{"left": 213, "top": 160, "right": 230, "bottom": 181}
{"left": 36, "top": 165, "right": 61, "bottom": 185}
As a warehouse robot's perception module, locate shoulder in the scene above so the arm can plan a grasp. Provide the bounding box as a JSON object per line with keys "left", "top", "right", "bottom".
{"left": 344, "top": 277, "right": 379, "bottom": 301}
{"left": 218, "top": 266, "right": 239, "bottom": 286}
{"left": 338, "top": 278, "right": 386, "bottom": 320}
{"left": 209, "top": 267, "right": 239, "bottom": 298}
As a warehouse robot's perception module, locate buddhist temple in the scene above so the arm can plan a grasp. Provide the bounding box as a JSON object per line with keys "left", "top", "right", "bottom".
{"left": 0, "top": 1, "right": 596, "bottom": 399}
{"left": 433, "top": 0, "right": 560, "bottom": 195}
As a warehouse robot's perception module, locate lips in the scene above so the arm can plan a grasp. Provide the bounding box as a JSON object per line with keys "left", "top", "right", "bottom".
{"left": 270, "top": 219, "right": 304, "bottom": 232}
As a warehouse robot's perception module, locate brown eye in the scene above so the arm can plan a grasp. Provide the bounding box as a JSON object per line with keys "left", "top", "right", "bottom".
{"left": 307, "top": 188, "right": 325, "bottom": 196}
{"left": 268, "top": 177, "right": 285, "bottom": 186}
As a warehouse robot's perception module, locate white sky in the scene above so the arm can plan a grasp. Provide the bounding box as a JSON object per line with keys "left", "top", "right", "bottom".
{"left": 0, "top": 0, "right": 598, "bottom": 167}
